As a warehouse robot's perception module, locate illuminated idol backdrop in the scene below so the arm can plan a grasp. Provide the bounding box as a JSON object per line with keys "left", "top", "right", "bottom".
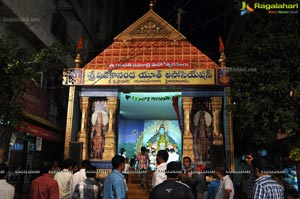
{"left": 118, "top": 120, "right": 182, "bottom": 170}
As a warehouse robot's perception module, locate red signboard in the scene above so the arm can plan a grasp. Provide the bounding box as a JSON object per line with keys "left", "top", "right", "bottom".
{"left": 17, "top": 121, "right": 62, "bottom": 142}
{"left": 22, "top": 82, "right": 51, "bottom": 119}
{"left": 107, "top": 61, "right": 191, "bottom": 69}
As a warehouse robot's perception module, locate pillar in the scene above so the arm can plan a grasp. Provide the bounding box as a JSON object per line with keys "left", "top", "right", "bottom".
{"left": 210, "top": 97, "right": 224, "bottom": 167}
{"left": 226, "top": 88, "right": 235, "bottom": 171}
{"left": 64, "top": 86, "right": 75, "bottom": 159}
{"left": 77, "top": 96, "right": 90, "bottom": 160}
{"left": 102, "top": 97, "right": 118, "bottom": 160}
{"left": 182, "top": 97, "right": 195, "bottom": 162}
{"left": 211, "top": 97, "right": 223, "bottom": 145}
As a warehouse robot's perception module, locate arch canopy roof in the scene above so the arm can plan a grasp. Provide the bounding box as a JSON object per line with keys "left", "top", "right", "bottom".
{"left": 83, "top": 9, "right": 219, "bottom": 70}
{"left": 62, "top": 10, "right": 229, "bottom": 87}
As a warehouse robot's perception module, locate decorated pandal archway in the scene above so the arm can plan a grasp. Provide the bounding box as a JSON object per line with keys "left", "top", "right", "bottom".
{"left": 62, "top": 6, "right": 234, "bottom": 173}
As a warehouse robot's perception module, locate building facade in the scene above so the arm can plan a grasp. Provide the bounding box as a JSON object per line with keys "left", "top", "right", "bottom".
{"left": 63, "top": 7, "right": 234, "bottom": 175}
{"left": 0, "top": 0, "right": 110, "bottom": 196}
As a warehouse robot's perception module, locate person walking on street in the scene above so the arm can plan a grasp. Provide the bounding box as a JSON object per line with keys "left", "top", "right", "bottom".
{"left": 150, "top": 161, "right": 194, "bottom": 199}
{"left": 71, "top": 165, "right": 103, "bottom": 199}
{"left": 214, "top": 166, "right": 234, "bottom": 199}
{"left": 152, "top": 150, "right": 169, "bottom": 188}
{"left": 179, "top": 156, "right": 198, "bottom": 198}
{"left": 30, "top": 161, "right": 59, "bottom": 199}
{"left": 0, "top": 163, "right": 15, "bottom": 199}
{"left": 69, "top": 160, "right": 91, "bottom": 196}
{"left": 135, "top": 146, "right": 150, "bottom": 190}
{"left": 252, "top": 158, "right": 284, "bottom": 199}
{"left": 54, "top": 159, "right": 74, "bottom": 199}
{"left": 103, "top": 155, "right": 127, "bottom": 199}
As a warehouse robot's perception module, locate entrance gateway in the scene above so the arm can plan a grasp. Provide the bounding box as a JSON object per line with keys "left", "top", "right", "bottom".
{"left": 62, "top": 7, "right": 234, "bottom": 173}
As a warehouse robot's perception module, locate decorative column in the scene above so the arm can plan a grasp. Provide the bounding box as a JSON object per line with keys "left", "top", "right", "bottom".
{"left": 102, "top": 97, "right": 118, "bottom": 160}
{"left": 182, "top": 97, "right": 195, "bottom": 162}
{"left": 218, "top": 36, "right": 235, "bottom": 170}
{"left": 226, "top": 88, "right": 235, "bottom": 171}
{"left": 211, "top": 97, "right": 223, "bottom": 145}
{"left": 64, "top": 86, "right": 75, "bottom": 159}
{"left": 64, "top": 37, "right": 83, "bottom": 159}
{"left": 77, "top": 97, "right": 90, "bottom": 160}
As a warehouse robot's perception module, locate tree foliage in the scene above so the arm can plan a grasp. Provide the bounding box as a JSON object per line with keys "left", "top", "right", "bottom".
{"left": 0, "top": 31, "right": 73, "bottom": 148}
{"left": 227, "top": 12, "right": 300, "bottom": 146}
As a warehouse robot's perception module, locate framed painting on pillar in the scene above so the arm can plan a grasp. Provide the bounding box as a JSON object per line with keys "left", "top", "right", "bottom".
{"left": 191, "top": 97, "right": 213, "bottom": 165}
{"left": 89, "top": 98, "right": 108, "bottom": 160}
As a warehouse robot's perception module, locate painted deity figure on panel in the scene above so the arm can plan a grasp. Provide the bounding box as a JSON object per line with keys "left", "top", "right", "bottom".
{"left": 193, "top": 111, "right": 212, "bottom": 162}
{"left": 90, "top": 110, "right": 108, "bottom": 159}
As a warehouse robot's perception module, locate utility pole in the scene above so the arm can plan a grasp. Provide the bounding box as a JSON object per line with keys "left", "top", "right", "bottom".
{"left": 176, "top": 7, "right": 185, "bottom": 31}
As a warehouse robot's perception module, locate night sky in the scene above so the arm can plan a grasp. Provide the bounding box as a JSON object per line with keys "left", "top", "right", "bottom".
{"left": 116, "top": 0, "right": 230, "bottom": 63}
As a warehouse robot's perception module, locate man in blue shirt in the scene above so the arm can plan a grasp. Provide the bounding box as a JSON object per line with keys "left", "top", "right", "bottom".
{"left": 103, "top": 155, "right": 127, "bottom": 199}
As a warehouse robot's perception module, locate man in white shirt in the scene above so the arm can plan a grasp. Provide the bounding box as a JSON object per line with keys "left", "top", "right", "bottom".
{"left": 0, "top": 163, "right": 15, "bottom": 199}
{"left": 69, "top": 160, "right": 91, "bottom": 197}
{"left": 167, "top": 149, "right": 179, "bottom": 163}
{"left": 54, "top": 159, "right": 74, "bottom": 199}
{"left": 152, "top": 150, "right": 169, "bottom": 188}
{"left": 215, "top": 166, "right": 234, "bottom": 199}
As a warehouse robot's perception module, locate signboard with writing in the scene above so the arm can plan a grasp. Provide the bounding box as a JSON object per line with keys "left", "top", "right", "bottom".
{"left": 107, "top": 61, "right": 191, "bottom": 69}
{"left": 63, "top": 69, "right": 215, "bottom": 86}
{"left": 17, "top": 121, "right": 61, "bottom": 142}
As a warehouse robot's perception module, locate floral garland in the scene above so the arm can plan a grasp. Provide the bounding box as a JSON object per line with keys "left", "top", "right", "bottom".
{"left": 289, "top": 147, "right": 300, "bottom": 162}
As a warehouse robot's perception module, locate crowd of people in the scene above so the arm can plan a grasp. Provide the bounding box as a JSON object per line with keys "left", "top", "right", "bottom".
{"left": 0, "top": 147, "right": 296, "bottom": 199}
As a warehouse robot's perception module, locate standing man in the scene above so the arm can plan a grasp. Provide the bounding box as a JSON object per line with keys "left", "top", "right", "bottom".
{"left": 119, "top": 148, "right": 126, "bottom": 158}
{"left": 30, "top": 161, "right": 59, "bottom": 199}
{"left": 71, "top": 165, "right": 102, "bottom": 199}
{"left": 103, "top": 155, "right": 127, "bottom": 199}
{"left": 152, "top": 150, "right": 169, "bottom": 188}
{"left": 245, "top": 150, "right": 257, "bottom": 199}
{"left": 150, "top": 161, "right": 194, "bottom": 199}
{"left": 69, "top": 160, "right": 91, "bottom": 196}
{"left": 179, "top": 156, "right": 198, "bottom": 198}
{"left": 54, "top": 159, "right": 74, "bottom": 199}
{"left": 135, "top": 146, "right": 150, "bottom": 190}
{"left": 214, "top": 166, "right": 234, "bottom": 199}
{"left": 252, "top": 158, "right": 284, "bottom": 199}
{"left": 0, "top": 163, "right": 15, "bottom": 199}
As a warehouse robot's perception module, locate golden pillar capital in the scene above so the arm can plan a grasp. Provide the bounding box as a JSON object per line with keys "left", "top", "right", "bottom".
{"left": 182, "top": 97, "right": 195, "bottom": 162}
{"left": 182, "top": 97, "right": 193, "bottom": 111}
{"left": 211, "top": 97, "right": 222, "bottom": 111}
{"left": 64, "top": 86, "right": 75, "bottom": 159}
{"left": 78, "top": 96, "right": 91, "bottom": 160}
{"left": 102, "top": 97, "right": 118, "bottom": 160}
{"left": 106, "top": 97, "right": 118, "bottom": 135}
{"left": 211, "top": 97, "right": 223, "bottom": 145}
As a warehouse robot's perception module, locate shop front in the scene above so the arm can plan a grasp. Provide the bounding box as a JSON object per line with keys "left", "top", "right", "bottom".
{"left": 6, "top": 81, "right": 64, "bottom": 197}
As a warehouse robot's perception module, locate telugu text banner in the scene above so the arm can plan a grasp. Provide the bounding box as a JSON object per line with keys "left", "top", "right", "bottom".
{"left": 82, "top": 69, "right": 215, "bottom": 86}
